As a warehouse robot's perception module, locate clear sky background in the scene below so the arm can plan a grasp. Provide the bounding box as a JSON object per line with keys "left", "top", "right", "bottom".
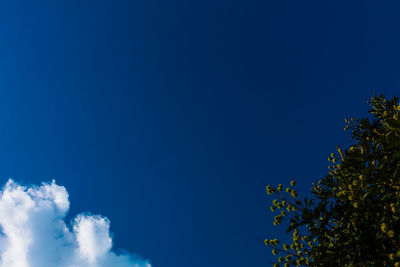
{"left": 0, "top": 1, "right": 400, "bottom": 266}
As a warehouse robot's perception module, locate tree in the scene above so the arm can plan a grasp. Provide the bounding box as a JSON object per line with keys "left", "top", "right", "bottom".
{"left": 264, "top": 94, "right": 400, "bottom": 266}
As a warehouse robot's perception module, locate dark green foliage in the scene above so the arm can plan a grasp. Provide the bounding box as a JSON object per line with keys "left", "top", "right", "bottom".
{"left": 265, "top": 94, "right": 400, "bottom": 266}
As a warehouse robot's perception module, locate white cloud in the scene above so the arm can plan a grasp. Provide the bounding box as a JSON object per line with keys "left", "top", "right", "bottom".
{"left": 0, "top": 179, "right": 151, "bottom": 267}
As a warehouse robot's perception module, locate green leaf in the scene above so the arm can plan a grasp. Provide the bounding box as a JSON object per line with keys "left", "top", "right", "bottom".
{"left": 382, "top": 193, "right": 393, "bottom": 201}
{"left": 386, "top": 118, "right": 400, "bottom": 129}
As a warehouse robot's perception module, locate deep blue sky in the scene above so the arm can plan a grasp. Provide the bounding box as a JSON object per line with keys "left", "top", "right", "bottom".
{"left": 0, "top": 1, "right": 400, "bottom": 266}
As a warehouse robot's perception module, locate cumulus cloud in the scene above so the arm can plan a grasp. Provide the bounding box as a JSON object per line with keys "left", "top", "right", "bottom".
{"left": 0, "top": 179, "right": 151, "bottom": 267}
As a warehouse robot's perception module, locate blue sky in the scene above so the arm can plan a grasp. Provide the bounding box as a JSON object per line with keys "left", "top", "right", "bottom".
{"left": 0, "top": 1, "right": 400, "bottom": 266}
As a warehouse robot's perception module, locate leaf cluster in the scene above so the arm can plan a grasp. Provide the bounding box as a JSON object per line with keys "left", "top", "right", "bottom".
{"left": 265, "top": 94, "right": 400, "bottom": 266}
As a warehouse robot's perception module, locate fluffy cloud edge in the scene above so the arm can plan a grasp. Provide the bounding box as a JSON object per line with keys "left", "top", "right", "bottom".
{"left": 0, "top": 179, "right": 151, "bottom": 267}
